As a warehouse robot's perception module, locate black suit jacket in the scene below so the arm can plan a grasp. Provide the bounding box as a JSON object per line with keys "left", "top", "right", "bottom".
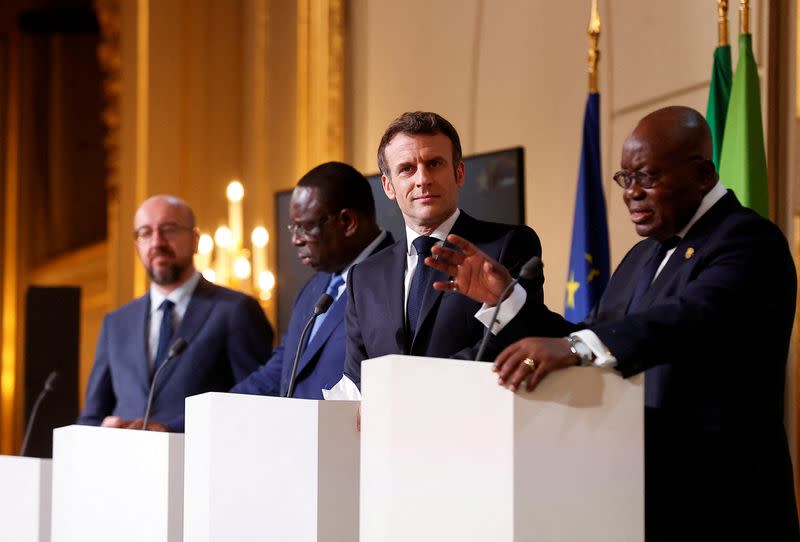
{"left": 344, "top": 211, "right": 562, "bottom": 386}
{"left": 585, "top": 191, "right": 798, "bottom": 540}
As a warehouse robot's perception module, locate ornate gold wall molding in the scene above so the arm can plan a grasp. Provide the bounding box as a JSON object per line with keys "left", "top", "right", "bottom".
{"left": 296, "top": 0, "right": 345, "bottom": 177}
{"left": 1, "top": 31, "right": 22, "bottom": 454}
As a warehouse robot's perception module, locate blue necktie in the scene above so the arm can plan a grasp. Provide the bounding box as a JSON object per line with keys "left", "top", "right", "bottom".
{"left": 309, "top": 274, "right": 344, "bottom": 341}
{"left": 154, "top": 299, "right": 175, "bottom": 372}
{"left": 407, "top": 236, "right": 438, "bottom": 335}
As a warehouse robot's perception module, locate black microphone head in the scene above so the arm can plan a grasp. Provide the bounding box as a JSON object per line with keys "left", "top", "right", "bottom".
{"left": 168, "top": 338, "right": 188, "bottom": 358}
{"left": 43, "top": 371, "right": 58, "bottom": 392}
{"left": 314, "top": 293, "right": 334, "bottom": 315}
{"left": 518, "top": 256, "right": 543, "bottom": 280}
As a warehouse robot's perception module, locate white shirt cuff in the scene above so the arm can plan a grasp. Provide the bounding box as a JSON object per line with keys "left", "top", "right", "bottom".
{"left": 322, "top": 375, "right": 362, "bottom": 400}
{"left": 474, "top": 283, "right": 527, "bottom": 335}
{"left": 571, "top": 330, "right": 617, "bottom": 368}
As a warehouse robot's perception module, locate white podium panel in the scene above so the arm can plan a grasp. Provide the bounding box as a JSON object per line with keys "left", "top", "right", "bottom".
{"left": 184, "top": 393, "right": 359, "bottom": 542}
{"left": 51, "top": 425, "right": 184, "bottom": 542}
{"left": 361, "top": 356, "right": 643, "bottom": 542}
{"left": 0, "top": 455, "right": 52, "bottom": 542}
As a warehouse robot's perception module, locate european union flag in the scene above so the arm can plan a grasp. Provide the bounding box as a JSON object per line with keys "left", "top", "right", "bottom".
{"left": 565, "top": 92, "right": 609, "bottom": 322}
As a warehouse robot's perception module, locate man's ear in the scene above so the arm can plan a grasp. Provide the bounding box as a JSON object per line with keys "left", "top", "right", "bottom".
{"left": 339, "top": 209, "right": 358, "bottom": 237}
{"left": 382, "top": 175, "right": 396, "bottom": 200}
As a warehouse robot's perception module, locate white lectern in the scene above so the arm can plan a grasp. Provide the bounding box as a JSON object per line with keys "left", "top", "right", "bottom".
{"left": 0, "top": 455, "right": 52, "bottom": 542}
{"left": 50, "top": 425, "right": 184, "bottom": 542}
{"left": 361, "top": 355, "right": 643, "bottom": 542}
{"left": 183, "top": 392, "right": 359, "bottom": 542}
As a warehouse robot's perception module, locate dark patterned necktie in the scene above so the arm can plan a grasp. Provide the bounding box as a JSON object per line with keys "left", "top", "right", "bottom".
{"left": 406, "top": 236, "right": 438, "bottom": 335}
{"left": 626, "top": 236, "right": 680, "bottom": 313}
{"left": 154, "top": 299, "right": 175, "bottom": 372}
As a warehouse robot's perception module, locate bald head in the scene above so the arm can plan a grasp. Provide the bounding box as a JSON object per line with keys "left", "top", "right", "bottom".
{"left": 627, "top": 106, "right": 714, "bottom": 164}
{"left": 619, "top": 106, "right": 718, "bottom": 241}
{"left": 133, "top": 195, "right": 199, "bottom": 292}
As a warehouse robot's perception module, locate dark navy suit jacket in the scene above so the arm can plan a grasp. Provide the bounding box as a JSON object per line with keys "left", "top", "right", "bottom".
{"left": 232, "top": 233, "right": 395, "bottom": 399}
{"left": 583, "top": 191, "right": 798, "bottom": 540}
{"left": 77, "top": 278, "right": 274, "bottom": 431}
{"left": 344, "top": 211, "right": 563, "bottom": 386}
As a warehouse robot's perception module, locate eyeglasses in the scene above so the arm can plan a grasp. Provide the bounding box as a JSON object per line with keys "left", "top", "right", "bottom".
{"left": 133, "top": 223, "right": 194, "bottom": 244}
{"left": 612, "top": 170, "right": 660, "bottom": 190}
{"left": 286, "top": 214, "right": 333, "bottom": 239}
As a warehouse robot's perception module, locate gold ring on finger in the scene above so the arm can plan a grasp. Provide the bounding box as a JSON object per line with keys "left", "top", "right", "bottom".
{"left": 522, "top": 357, "right": 537, "bottom": 370}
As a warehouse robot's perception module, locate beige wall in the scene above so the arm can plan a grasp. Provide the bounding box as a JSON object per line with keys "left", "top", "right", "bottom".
{"left": 347, "top": 0, "right": 771, "bottom": 311}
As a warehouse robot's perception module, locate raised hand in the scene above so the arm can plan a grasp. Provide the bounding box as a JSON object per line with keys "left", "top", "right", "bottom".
{"left": 426, "top": 234, "right": 513, "bottom": 306}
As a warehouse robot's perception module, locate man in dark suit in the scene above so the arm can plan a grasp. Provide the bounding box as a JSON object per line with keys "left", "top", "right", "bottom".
{"left": 77, "top": 195, "right": 274, "bottom": 432}
{"left": 430, "top": 106, "right": 799, "bottom": 540}
{"left": 230, "top": 162, "right": 393, "bottom": 399}
{"left": 343, "top": 111, "right": 556, "bottom": 389}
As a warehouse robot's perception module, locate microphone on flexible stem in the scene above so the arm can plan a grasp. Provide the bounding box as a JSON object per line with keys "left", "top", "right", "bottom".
{"left": 19, "top": 371, "right": 58, "bottom": 456}
{"left": 286, "top": 293, "right": 334, "bottom": 398}
{"left": 474, "top": 256, "right": 543, "bottom": 362}
{"left": 142, "top": 338, "right": 187, "bottom": 431}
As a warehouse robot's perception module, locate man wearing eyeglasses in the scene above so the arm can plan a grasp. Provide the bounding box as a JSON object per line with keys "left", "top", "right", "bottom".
{"left": 77, "top": 195, "right": 274, "bottom": 432}
{"left": 226, "top": 161, "right": 394, "bottom": 400}
{"left": 426, "top": 106, "right": 799, "bottom": 540}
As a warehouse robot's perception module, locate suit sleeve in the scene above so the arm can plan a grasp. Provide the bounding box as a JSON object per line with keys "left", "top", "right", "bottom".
{"left": 229, "top": 335, "right": 286, "bottom": 396}
{"left": 225, "top": 294, "right": 274, "bottom": 381}
{"left": 343, "top": 270, "right": 367, "bottom": 388}
{"left": 77, "top": 315, "right": 117, "bottom": 425}
{"left": 457, "top": 225, "right": 573, "bottom": 361}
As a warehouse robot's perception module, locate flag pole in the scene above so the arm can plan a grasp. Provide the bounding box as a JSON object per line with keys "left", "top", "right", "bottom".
{"left": 739, "top": 0, "right": 749, "bottom": 35}
{"left": 717, "top": 0, "right": 729, "bottom": 46}
{"left": 587, "top": 0, "right": 600, "bottom": 93}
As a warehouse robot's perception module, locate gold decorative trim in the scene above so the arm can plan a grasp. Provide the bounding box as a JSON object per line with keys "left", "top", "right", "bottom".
{"left": 296, "top": 0, "right": 345, "bottom": 176}
{"left": 1, "top": 31, "right": 21, "bottom": 454}
{"left": 717, "top": 1, "right": 729, "bottom": 46}
{"left": 587, "top": 0, "right": 600, "bottom": 93}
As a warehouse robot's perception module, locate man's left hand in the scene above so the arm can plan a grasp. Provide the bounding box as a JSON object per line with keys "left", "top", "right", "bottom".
{"left": 122, "top": 418, "right": 170, "bottom": 432}
{"left": 494, "top": 337, "right": 578, "bottom": 392}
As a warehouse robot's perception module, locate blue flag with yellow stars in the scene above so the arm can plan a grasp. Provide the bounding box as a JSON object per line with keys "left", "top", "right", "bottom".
{"left": 565, "top": 92, "right": 609, "bottom": 322}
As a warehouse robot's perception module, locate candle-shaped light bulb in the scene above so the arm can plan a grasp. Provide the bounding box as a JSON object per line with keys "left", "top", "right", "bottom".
{"left": 214, "top": 226, "right": 232, "bottom": 248}
{"left": 258, "top": 270, "right": 276, "bottom": 292}
{"left": 198, "top": 234, "right": 214, "bottom": 254}
{"left": 251, "top": 226, "right": 268, "bottom": 247}
{"left": 233, "top": 256, "right": 252, "bottom": 279}
{"left": 227, "top": 180, "right": 244, "bottom": 252}
{"left": 226, "top": 180, "right": 244, "bottom": 202}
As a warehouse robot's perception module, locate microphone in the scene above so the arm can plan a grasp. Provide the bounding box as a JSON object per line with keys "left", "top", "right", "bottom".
{"left": 474, "top": 256, "right": 543, "bottom": 362}
{"left": 142, "top": 338, "right": 187, "bottom": 431}
{"left": 19, "top": 371, "right": 58, "bottom": 456}
{"left": 285, "top": 293, "right": 334, "bottom": 398}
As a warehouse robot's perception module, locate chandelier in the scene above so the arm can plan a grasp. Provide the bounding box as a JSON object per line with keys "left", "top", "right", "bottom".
{"left": 193, "top": 180, "right": 276, "bottom": 301}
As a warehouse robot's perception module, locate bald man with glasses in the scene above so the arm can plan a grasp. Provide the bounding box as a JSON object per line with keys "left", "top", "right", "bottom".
{"left": 78, "top": 195, "right": 274, "bottom": 432}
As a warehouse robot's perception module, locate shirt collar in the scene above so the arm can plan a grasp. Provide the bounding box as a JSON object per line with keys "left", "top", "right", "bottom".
{"left": 340, "top": 230, "right": 388, "bottom": 284}
{"left": 405, "top": 208, "right": 461, "bottom": 256}
{"left": 676, "top": 181, "right": 727, "bottom": 239}
{"left": 150, "top": 271, "right": 201, "bottom": 315}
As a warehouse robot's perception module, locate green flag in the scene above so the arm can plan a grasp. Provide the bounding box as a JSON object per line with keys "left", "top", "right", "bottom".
{"left": 718, "top": 33, "right": 769, "bottom": 218}
{"left": 706, "top": 44, "right": 732, "bottom": 169}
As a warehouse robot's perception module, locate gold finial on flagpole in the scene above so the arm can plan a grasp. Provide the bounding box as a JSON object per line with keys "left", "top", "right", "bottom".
{"left": 587, "top": 0, "right": 601, "bottom": 93}
{"left": 739, "top": 0, "right": 749, "bottom": 35}
{"left": 717, "top": 0, "right": 729, "bottom": 46}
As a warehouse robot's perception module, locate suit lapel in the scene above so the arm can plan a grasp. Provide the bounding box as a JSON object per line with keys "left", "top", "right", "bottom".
{"left": 158, "top": 279, "right": 214, "bottom": 385}
{"left": 132, "top": 294, "right": 153, "bottom": 391}
{"left": 410, "top": 215, "right": 470, "bottom": 351}
{"left": 386, "top": 240, "right": 409, "bottom": 353}
{"left": 632, "top": 192, "right": 739, "bottom": 310}
{"left": 298, "top": 293, "right": 345, "bottom": 372}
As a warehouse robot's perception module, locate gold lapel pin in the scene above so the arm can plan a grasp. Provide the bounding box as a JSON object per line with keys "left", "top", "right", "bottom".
{"left": 684, "top": 247, "right": 695, "bottom": 260}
